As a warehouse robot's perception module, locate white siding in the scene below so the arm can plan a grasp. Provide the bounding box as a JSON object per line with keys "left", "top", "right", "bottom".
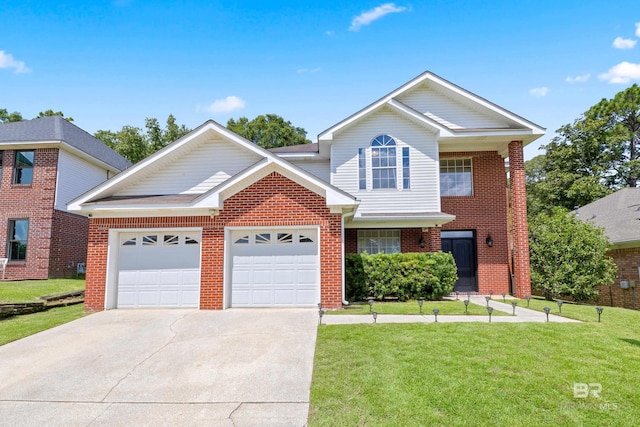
{"left": 116, "top": 138, "right": 263, "bottom": 196}
{"left": 289, "top": 159, "right": 330, "bottom": 182}
{"left": 331, "top": 108, "right": 440, "bottom": 214}
{"left": 56, "top": 150, "right": 111, "bottom": 211}
{"left": 397, "top": 86, "right": 511, "bottom": 129}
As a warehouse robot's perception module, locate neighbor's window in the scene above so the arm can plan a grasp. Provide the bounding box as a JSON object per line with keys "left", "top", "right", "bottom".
{"left": 8, "top": 219, "right": 29, "bottom": 261}
{"left": 440, "top": 158, "right": 473, "bottom": 196}
{"left": 14, "top": 150, "right": 35, "bottom": 185}
{"left": 357, "top": 229, "right": 400, "bottom": 254}
{"left": 371, "top": 135, "right": 397, "bottom": 189}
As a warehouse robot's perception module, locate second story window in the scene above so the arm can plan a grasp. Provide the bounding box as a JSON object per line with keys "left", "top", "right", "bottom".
{"left": 371, "top": 135, "right": 396, "bottom": 189}
{"left": 440, "top": 158, "right": 473, "bottom": 196}
{"left": 14, "top": 150, "right": 35, "bottom": 185}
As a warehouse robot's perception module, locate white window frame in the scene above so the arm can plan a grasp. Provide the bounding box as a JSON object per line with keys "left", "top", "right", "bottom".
{"left": 440, "top": 158, "right": 473, "bottom": 196}
{"left": 357, "top": 229, "right": 401, "bottom": 254}
{"left": 358, "top": 135, "right": 409, "bottom": 191}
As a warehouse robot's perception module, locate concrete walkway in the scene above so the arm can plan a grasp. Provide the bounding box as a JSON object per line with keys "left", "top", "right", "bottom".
{"left": 322, "top": 295, "right": 580, "bottom": 325}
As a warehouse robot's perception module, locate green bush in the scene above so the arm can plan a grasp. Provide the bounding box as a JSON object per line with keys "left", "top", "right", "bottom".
{"left": 345, "top": 252, "right": 457, "bottom": 301}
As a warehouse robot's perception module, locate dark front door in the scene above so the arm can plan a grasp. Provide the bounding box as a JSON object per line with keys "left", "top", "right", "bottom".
{"left": 442, "top": 236, "right": 477, "bottom": 292}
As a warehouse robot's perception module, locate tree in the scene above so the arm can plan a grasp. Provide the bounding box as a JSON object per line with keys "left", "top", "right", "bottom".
{"left": 36, "top": 109, "right": 73, "bottom": 122}
{"left": 0, "top": 108, "right": 23, "bottom": 123}
{"left": 95, "top": 114, "right": 191, "bottom": 164}
{"left": 529, "top": 208, "right": 616, "bottom": 302}
{"left": 227, "top": 114, "right": 311, "bottom": 149}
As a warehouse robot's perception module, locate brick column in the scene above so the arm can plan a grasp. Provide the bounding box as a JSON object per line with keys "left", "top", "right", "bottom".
{"left": 427, "top": 227, "right": 441, "bottom": 252}
{"left": 509, "top": 141, "right": 531, "bottom": 297}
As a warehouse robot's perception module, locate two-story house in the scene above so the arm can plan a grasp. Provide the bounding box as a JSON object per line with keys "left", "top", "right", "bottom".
{"left": 0, "top": 116, "right": 130, "bottom": 280}
{"left": 69, "top": 72, "right": 544, "bottom": 310}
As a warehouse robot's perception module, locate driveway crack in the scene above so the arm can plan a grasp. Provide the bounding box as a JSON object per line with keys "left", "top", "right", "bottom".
{"left": 99, "top": 311, "right": 192, "bottom": 402}
{"left": 228, "top": 402, "right": 243, "bottom": 427}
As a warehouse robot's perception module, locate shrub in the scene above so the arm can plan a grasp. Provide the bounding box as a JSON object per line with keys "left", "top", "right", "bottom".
{"left": 345, "top": 252, "right": 457, "bottom": 301}
{"left": 529, "top": 207, "right": 617, "bottom": 302}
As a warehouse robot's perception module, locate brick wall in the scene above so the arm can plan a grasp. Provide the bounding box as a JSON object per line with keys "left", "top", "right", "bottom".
{"left": 441, "top": 151, "right": 510, "bottom": 295}
{"left": 0, "top": 149, "right": 58, "bottom": 280}
{"left": 595, "top": 247, "right": 640, "bottom": 310}
{"left": 85, "top": 172, "right": 343, "bottom": 311}
{"left": 48, "top": 209, "right": 89, "bottom": 278}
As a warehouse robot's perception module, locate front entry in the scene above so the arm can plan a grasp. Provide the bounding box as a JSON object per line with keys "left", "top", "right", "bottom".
{"left": 441, "top": 230, "right": 477, "bottom": 293}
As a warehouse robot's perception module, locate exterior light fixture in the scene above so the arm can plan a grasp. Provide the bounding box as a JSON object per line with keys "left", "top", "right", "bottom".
{"left": 318, "top": 309, "right": 325, "bottom": 325}
{"left": 433, "top": 308, "right": 439, "bottom": 322}
{"left": 485, "top": 296, "right": 491, "bottom": 306}
{"left": 486, "top": 234, "right": 493, "bottom": 247}
{"left": 557, "top": 300, "right": 563, "bottom": 314}
{"left": 368, "top": 298, "right": 374, "bottom": 312}
{"left": 525, "top": 294, "right": 531, "bottom": 307}
{"left": 511, "top": 301, "right": 518, "bottom": 315}
{"left": 372, "top": 311, "right": 378, "bottom": 323}
{"left": 464, "top": 299, "right": 470, "bottom": 314}
{"left": 418, "top": 299, "right": 424, "bottom": 314}
{"left": 419, "top": 235, "right": 425, "bottom": 248}
{"left": 543, "top": 307, "right": 551, "bottom": 322}
{"left": 487, "top": 306, "right": 494, "bottom": 322}
{"left": 502, "top": 292, "right": 506, "bottom": 303}
{"left": 596, "top": 306, "right": 604, "bottom": 322}
{"left": 318, "top": 302, "right": 322, "bottom": 310}
{"left": 489, "top": 290, "right": 494, "bottom": 299}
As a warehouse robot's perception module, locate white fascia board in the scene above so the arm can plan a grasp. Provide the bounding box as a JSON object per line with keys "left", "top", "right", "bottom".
{"left": 87, "top": 207, "right": 213, "bottom": 218}
{"left": 273, "top": 152, "right": 323, "bottom": 160}
{"left": 0, "top": 140, "right": 61, "bottom": 149}
{"left": 346, "top": 216, "right": 456, "bottom": 229}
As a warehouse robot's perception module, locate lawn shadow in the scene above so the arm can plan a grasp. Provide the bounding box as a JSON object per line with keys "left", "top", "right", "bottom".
{"left": 620, "top": 338, "right": 640, "bottom": 347}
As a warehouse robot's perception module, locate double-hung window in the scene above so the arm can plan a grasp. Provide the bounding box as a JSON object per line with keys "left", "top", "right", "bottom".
{"left": 14, "top": 150, "right": 35, "bottom": 185}
{"left": 359, "top": 135, "right": 410, "bottom": 190}
{"left": 440, "top": 159, "right": 473, "bottom": 196}
{"left": 8, "top": 219, "right": 29, "bottom": 261}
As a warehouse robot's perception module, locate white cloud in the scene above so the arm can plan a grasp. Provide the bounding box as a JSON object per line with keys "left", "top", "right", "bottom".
{"left": 325, "top": 30, "right": 335, "bottom": 36}
{"left": 297, "top": 67, "right": 321, "bottom": 74}
{"left": 599, "top": 61, "right": 640, "bottom": 84}
{"left": 0, "top": 50, "right": 30, "bottom": 74}
{"left": 613, "top": 36, "right": 637, "bottom": 49}
{"left": 565, "top": 73, "right": 591, "bottom": 84}
{"left": 203, "top": 96, "right": 246, "bottom": 113}
{"left": 529, "top": 87, "right": 549, "bottom": 98}
{"left": 349, "top": 3, "right": 408, "bottom": 32}
{"left": 636, "top": 22, "right": 640, "bottom": 37}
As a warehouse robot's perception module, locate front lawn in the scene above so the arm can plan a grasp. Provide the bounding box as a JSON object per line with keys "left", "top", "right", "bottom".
{"left": 0, "top": 279, "right": 85, "bottom": 303}
{"left": 310, "top": 306, "right": 640, "bottom": 426}
{"left": 0, "top": 304, "right": 88, "bottom": 346}
{"left": 330, "top": 299, "right": 501, "bottom": 316}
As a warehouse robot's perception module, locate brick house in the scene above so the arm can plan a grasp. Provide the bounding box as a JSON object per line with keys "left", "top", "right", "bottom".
{"left": 575, "top": 188, "right": 640, "bottom": 310}
{"left": 69, "top": 72, "right": 544, "bottom": 310}
{"left": 0, "top": 116, "right": 130, "bottom": 280}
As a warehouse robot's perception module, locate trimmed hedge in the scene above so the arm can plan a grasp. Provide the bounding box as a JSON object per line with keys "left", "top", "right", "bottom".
{"left": 345, "top": 252, "right": 458, "bottom": 301}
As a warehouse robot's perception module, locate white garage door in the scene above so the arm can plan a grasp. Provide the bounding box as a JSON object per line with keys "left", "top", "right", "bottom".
{"left": 230, "top": 229, "right": 319, "bottom": 307}
{"left": 117, "top": 231, "right": 201, "bottom": 308}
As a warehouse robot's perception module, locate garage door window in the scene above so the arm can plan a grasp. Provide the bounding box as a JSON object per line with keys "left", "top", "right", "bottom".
{"left": 122, "top": 236, "right": 136, "bottom": 246}
{"left": 185, "top": 235, "right": 199, "bottom": 245}
{"left": 255, "top": 233, "right": 271, "bottom": 244}
{"left": 142, "top": 235, "right": 158, "bottom": 246}
{"left": 163, "top": 234, "right": 179, "bottom": 245}
{"left": 234, "top": 235, "right": 250, "bottom": 244}
{"left": 299, "top": 234, "right": 314, "bottom": 243}
{"left": 277, "top": 233, "right": 293, "bottom": 244}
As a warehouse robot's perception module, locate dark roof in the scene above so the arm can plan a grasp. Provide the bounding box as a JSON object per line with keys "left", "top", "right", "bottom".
{"left": 0, "top": 116, "right": 131, "bottom": 171}
{"left": 575, "top": 188, "right": 640, "bottom": 245}
{"left": 269, "top": 143, "right": 319, "bottom": 154}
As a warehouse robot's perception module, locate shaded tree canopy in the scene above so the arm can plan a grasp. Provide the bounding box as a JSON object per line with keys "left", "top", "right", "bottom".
{"left": 1, "top": 108, "right": 73, "bottom": 123}
{"left": 526, "top": 84, "right": 640, "bottom": 214}
{"left": 227, "top": 114, "right": 311, "bottom": 149}
{"left": 95, "top": 114, "right": 190, "bottom": 164}
{"left": 37, "top": 109, "right": 74, "bottom": 121}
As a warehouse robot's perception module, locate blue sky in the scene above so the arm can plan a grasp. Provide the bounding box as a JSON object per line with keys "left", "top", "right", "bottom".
{"left": 2, "top": 1, "right": 640, "bottom": 159}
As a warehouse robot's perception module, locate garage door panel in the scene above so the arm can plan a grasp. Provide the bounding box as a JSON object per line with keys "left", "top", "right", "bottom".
{"left": 116, "top": 232, "right": 201, "bottom": 309}
{"left": 230, "top": 229, "right": 319, "bottom": 307}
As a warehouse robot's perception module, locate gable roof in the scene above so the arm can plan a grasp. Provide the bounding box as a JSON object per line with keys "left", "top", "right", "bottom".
{"left": 68, "top": 120, "right": 356, "bottom": 217}
{"left": 0, "top": 116, "right": 130, "bottom": 171}
{"left": 318, "top": 71, "right": 545, "bottom": 157}
{"left": 575, "top": 188, "right": 640, "bottom": 247}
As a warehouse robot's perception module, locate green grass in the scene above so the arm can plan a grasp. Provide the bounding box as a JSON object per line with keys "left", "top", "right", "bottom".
{"left": 330, "top": 299, "right": 504, "bottom": 316}
{"left": 0, "top": 279, "right": 85, "bottom": 303}
{"left": 0, "top": 304, "right": 88, "bottom": 346}
{"left": 512, "top": 297, "right": 612, "bottom": 322}
{"left": 310, "top": 305, "right": 640, "bottom": 426}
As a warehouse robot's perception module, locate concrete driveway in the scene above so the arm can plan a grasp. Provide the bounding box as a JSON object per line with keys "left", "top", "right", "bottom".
{"left": 0, "top": 308, "right": 318, "bottom": 426}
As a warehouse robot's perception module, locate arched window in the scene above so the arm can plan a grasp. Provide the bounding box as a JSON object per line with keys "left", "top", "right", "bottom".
{"left": 371, "top": 135, "right": 396, "bottom": 189}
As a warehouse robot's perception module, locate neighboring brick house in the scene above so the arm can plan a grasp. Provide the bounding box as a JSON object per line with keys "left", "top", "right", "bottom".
{"left": 69, "top": 71, "right": 544, "bottom": 311}
{"left": 575, "top": 188, "right": 640, "bottom": 310}
{"left": 0, "top": 116, "right": 130, "bottom": 280}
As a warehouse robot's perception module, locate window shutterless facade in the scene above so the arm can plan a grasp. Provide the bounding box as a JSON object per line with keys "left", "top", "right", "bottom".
{"left": 14, "top": 150, "right": 35, "bottom": 184}
{"left": 357, "top": 229, "right": 401, "bottom": 254}
{"left": 440, "top": 158, "right": 473, "bottom": 196}
{"left": 8, "top": 219, "right": 29, "bottom": 261}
